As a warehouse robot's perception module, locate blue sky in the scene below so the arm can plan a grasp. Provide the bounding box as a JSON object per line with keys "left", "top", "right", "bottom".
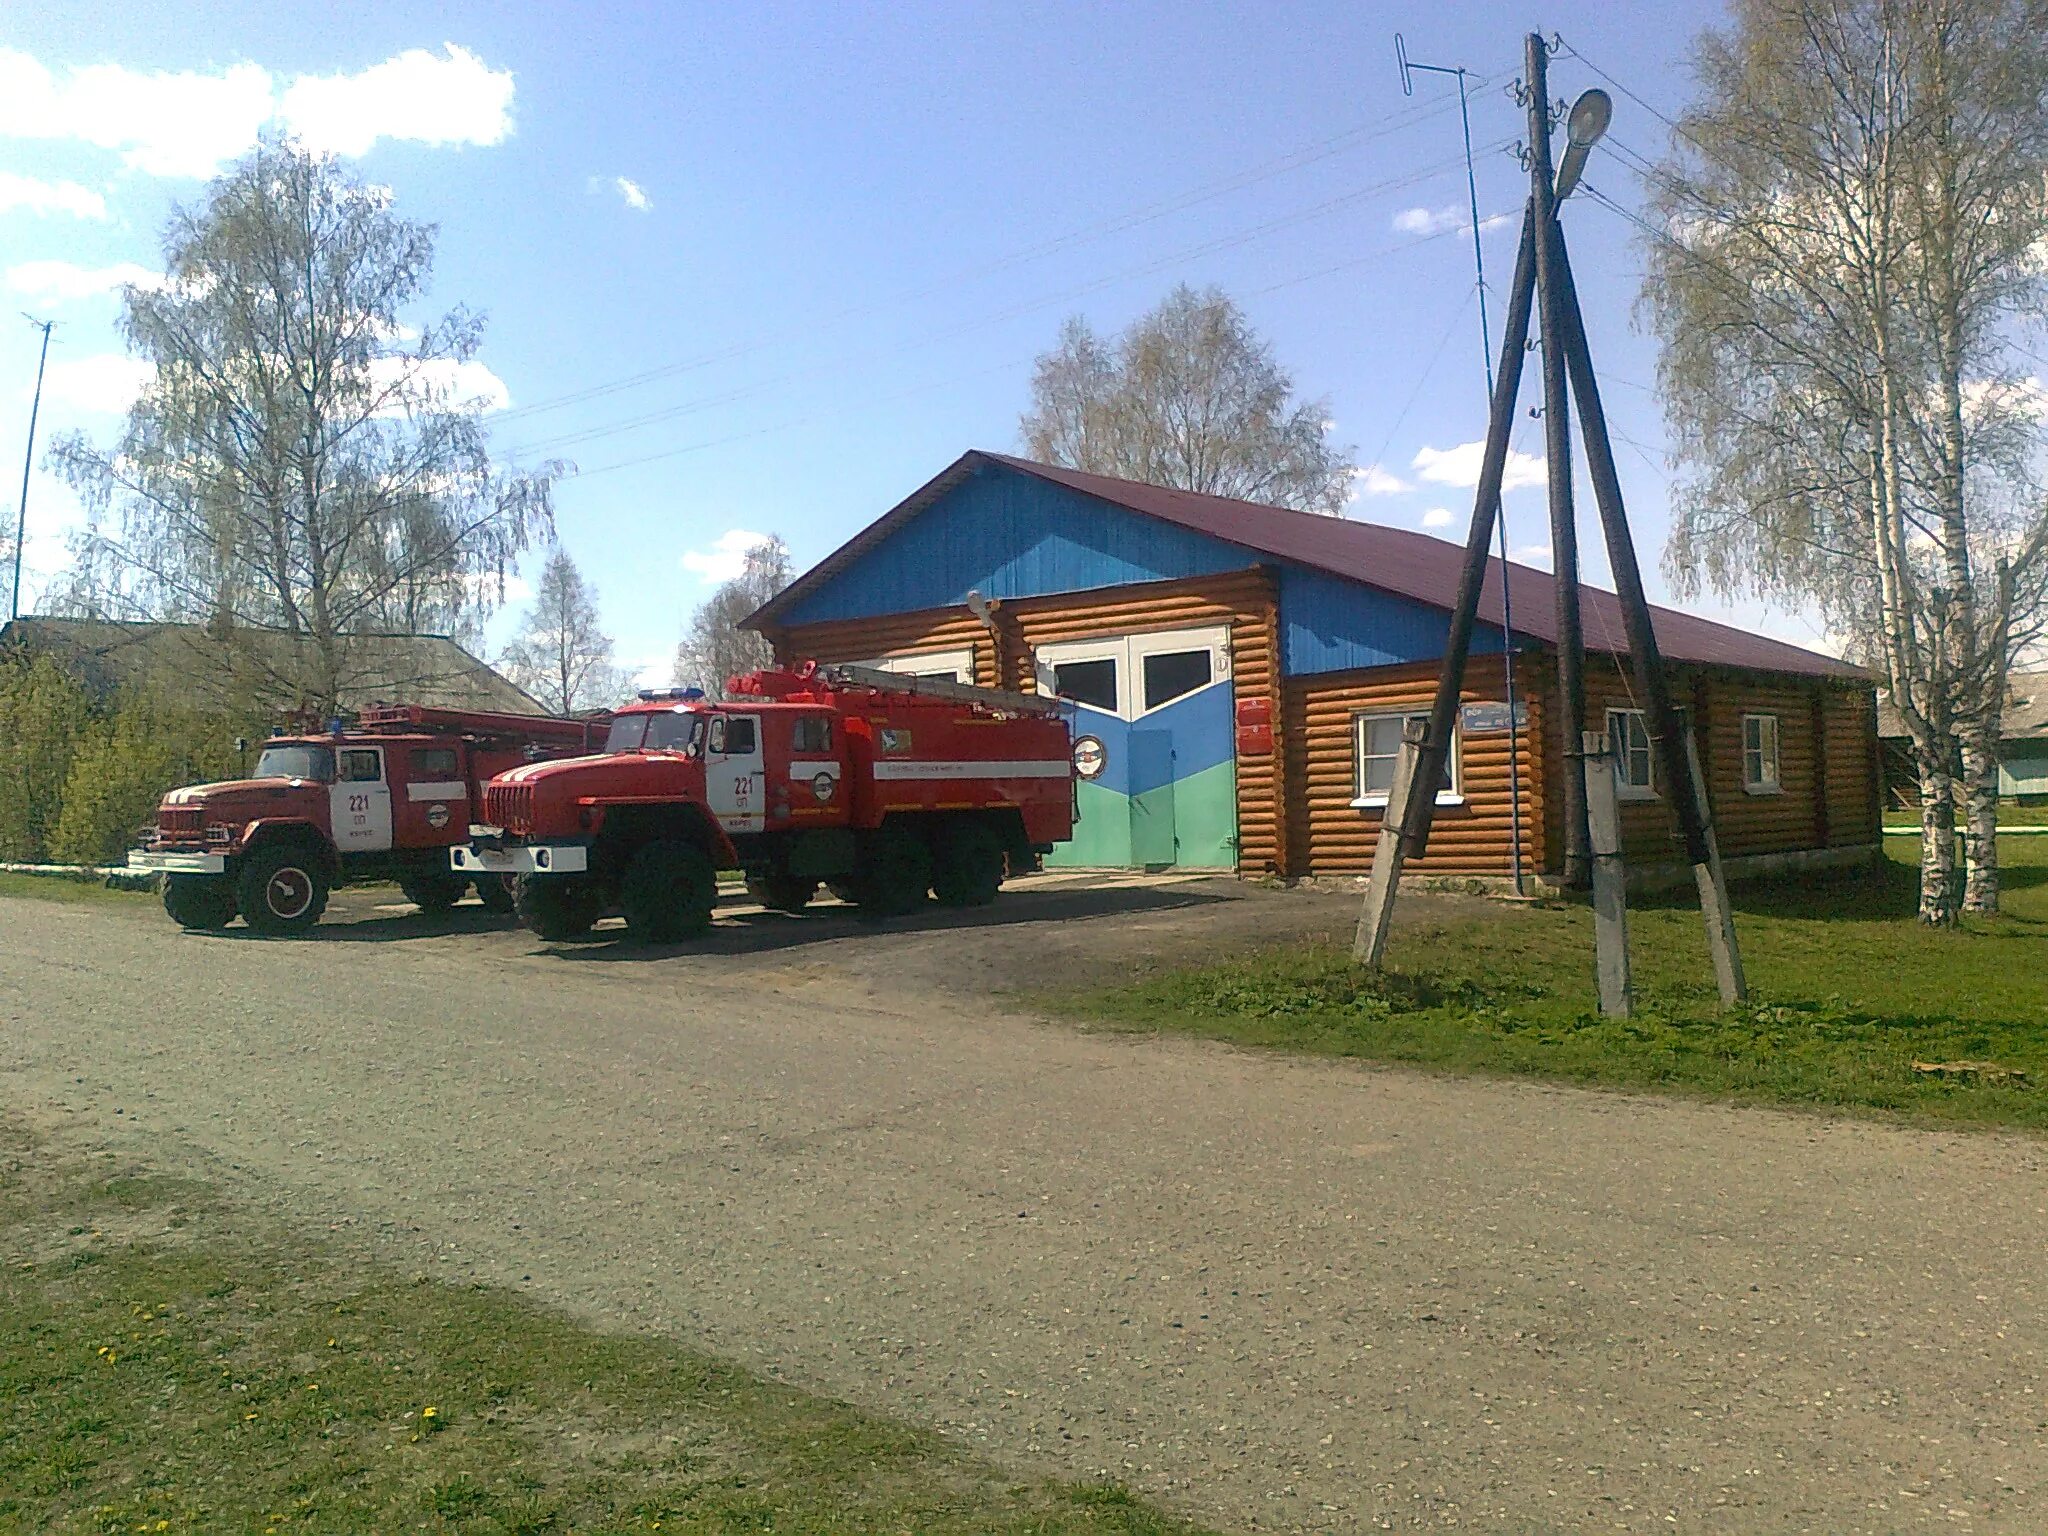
{"left": 0, "top": 0, "right": 1833, "bottom": 685}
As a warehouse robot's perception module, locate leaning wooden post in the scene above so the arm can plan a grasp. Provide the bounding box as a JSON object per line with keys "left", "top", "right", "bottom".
{"left": 1353, "top": 721, "right": 1426, "bottom": 964}
{"left": 1580, "top": 729, "right": 1631, "bottom": 1017}
{"left": 1684, "top": 728, "right": 1746, "bottom": 1005}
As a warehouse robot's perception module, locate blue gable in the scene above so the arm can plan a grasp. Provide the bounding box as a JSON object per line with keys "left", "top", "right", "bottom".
{"left": 1277, "top": 565, "right": 1505, "bottom": 676}
{"left": 781, "top": 460, "right": 1505, "bottom": 678}
{"left": 776, "top": 462, "right": 1251, "bottom": 625}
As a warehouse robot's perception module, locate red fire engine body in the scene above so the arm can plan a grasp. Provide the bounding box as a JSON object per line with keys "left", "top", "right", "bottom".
{"left": 129, "top": 705, "right": 608, "bottom": 935}
{"left": 454, "top": 662, "right": 1076, "bottom": 942}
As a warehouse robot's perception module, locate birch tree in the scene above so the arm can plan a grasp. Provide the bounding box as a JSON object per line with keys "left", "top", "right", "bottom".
{"left": 1021, "top": 285, "right": 1355, "bottom": 515}
{"left": 1642, "top": 0, "right": 2048, "bottom": 921}
{"left": 499, "top": 548, "right": 629, "bottom": 714}
{"left": 50, "top": 138, "right": 559, "bottom": 711}
{"left": 674, "top": 535, "right": 791, "bottom": 698}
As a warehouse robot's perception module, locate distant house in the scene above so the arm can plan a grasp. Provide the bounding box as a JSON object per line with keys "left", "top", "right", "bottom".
{"left": 746, "top": 450, "right": 1882, "bottom": 885}
{"left": 0, "top": 618, "right": 544, "bottom": 716}
{"left": 1877, "top": 670, "right": 2048, "bottom": 805}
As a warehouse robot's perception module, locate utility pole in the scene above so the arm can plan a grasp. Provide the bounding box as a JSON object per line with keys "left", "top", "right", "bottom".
{"left": 1395, "top": 34, "right": 1527, "bottom": 895}
{"left": 12, "top": 316, "right": 53, "bottom": 622}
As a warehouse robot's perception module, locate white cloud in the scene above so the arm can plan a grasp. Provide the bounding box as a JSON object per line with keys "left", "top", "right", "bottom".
{"left": 0, "top": 44, "right": 514, "bottom": 181}
{"left": 681, "top": 528, "right": 771, "bottom": 583}
{"left": 629, "top": 655, "right": 672, "bottom": 690}
{"left": 1411, "top": 439, "right": 1546, "bottom": 493}
{"left": 0, "top": 170, "right": 107, "bottom": 219}
{"left": 41, "top": 354, "right": 153, "bottom": 414}
{"left": 367, "top": 356, "right": 511, "bottom": 414}
{"left": 1421, "top": 506, "right": 1455, "bottom": 529}
{"left": 1510, "top": 541, "right": 1554, "bottom": 570}
{"left": 613, "top": 176, "right": 651, "bottom": 212}
{"left": 1351, "top": 462, "right": 1409, "bottom": 496}
{"left": 5, "top": 259, "right": 164, "bottom": 303}
{"left": 279, "top": 45, "right": 514, "bottom": 159}
{"left": 1394, "top": 204, "right": 1463, "bottom": 237}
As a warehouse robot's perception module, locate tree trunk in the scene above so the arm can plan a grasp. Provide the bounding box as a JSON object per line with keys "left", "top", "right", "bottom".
{"left": 1916, "top": 746, "right": 1961, "bottom": 926}
{"left": 1960, "top": 725, "right": 2000, "bottom": 913}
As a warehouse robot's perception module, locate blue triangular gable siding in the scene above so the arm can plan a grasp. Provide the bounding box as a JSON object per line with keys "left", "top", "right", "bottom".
{"left": 779, "top": 460, "right": 1504, "bottom": 677}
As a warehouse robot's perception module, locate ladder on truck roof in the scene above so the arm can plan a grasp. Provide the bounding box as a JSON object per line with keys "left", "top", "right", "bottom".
{"left": 810, "top": 663, "right": 1069, "bottom": 718}
{"left": 355, "top": 703, "right": 608, "bottom": 739}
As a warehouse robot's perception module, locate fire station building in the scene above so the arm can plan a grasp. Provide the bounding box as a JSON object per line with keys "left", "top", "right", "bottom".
{"left": 746, "top": 450, "right": 1882, "bottom": 883}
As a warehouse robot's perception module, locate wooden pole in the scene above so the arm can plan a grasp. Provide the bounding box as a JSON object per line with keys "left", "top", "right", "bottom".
{"left": 1354, "top": 210, "right": 1539, "bottom": 967}
{"left": 1353, "top": 720, "right": 1425, "bottom": 963}
{"left": 1548, "top": 212, "right": 1747, "bottom": 1003}
{"left": 1580, "top": 729, "right": 1631, "bottom": 1016}
{"left": 1527, "top": 32, "right": 1591, "bottom": 890}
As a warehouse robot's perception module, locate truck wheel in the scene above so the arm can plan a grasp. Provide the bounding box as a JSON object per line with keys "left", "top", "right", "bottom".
{"left": 399, "top": 873, "right": 467, "bottom": 914}
{"left": 849, "top": 828, "right": 931, "bottom": 919}
{"left": 745, "top": 873, "right": 816, "bottom": 913}
{"left": 620, "top": 839, "right": 717, "bottom": 942}
{"left": 515, "top": 877, "right": 603, "bottom": 941}
{"left": 236, "top": 845, "right": 330, "bottom": 935}
{"left": 473, "top": 875, "right": 517, "bottom": 913}
{"left": 932, "top": 822, "right": 1005, "bottom": 908}
{"left": 162, "top": 874, "right": 236, "bottom": 930}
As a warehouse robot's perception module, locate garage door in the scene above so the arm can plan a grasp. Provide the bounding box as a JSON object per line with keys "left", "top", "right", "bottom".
{"left": 1035, "top": 626, "right": 1236, "bottom": 870}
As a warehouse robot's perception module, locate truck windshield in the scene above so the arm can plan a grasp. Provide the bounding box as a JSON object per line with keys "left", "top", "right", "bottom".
{"left": 254, "top": 743, "right": 334, "bottom": 781}
{"left": 604, "top": 712, "right": 704, "bottom": 756}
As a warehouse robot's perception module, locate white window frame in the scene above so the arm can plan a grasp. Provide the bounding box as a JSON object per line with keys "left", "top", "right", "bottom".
{"left": 1606, "top": 708, "right": 1658, "bottom": 801}
{"left": 1032, "top": 626, "right": 1231, "bottom": 722}
{"left": 1742, "top": 712, "right": 1782, "bottom": 794}
{"left": 1351, "top": 709, "right": 1463, "bottom": 810}
{"left": 852, "top": 646, "right": 976, "bottom": 684}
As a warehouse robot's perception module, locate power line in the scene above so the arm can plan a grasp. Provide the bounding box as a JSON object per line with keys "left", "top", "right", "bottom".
{"left": 498, "top": 145, "right": 1508, "bottom": 463}
{"left": 488, "top": 91, "right": 1475, "bottom": 431}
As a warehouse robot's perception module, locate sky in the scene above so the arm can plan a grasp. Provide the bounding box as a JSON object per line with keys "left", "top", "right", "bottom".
{"left": 0, "top": 0, "right": 1838, "bottom": 689}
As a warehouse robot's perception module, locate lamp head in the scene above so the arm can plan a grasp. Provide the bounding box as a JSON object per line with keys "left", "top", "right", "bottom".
{"left": 1554, "top": 89, "right": 1613, "bottom": 202}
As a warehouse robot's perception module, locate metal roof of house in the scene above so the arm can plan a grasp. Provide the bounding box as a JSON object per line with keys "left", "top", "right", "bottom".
{"left": 1877, "top": 670, "right": 2048, "bottom": 742}
{"left": 750, "top": 450, "right": 1863, "bottom": 680}
{"left": 0, "top": 618, "right": 547, "bottom": 714}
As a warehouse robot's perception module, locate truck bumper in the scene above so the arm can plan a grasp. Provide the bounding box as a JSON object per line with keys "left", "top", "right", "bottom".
{"left": 128, "top": 850, "right": 227, "bottom": 875}
{"left": 450, "top": 843, "right": 588, "bottom": 876}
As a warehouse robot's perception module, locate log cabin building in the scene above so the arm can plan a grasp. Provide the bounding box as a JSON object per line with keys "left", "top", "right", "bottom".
{"left": 745, "top": 450, "right": 1882, "bottom": 885}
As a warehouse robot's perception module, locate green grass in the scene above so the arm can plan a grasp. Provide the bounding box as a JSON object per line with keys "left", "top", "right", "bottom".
{"left": 0, "top": 1120, "right": 1213, "bottom": 1536}
{"left": 1050, "top": 837, "right": 2048, "bottom": 1133}
{"left": 0, "top": 871, "right": 152, "bottom": 907}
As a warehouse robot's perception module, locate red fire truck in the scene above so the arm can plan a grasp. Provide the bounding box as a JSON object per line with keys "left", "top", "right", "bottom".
{"left": 453, "top": 662, "right": 1076, "bottom": 942}
{"left": 129, "top": 704, "right": 608, "bottom": 935}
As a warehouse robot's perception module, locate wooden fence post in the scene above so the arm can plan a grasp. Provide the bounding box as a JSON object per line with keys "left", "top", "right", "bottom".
{"left": 1684, "top": 728, "right": 1747, "bottom": 1005}
{"left": 1353, "top": 720, "right": 1427, "bottom": 965}
{"left": 1580, "top": 729, "right": 1631, "bottom": 1017}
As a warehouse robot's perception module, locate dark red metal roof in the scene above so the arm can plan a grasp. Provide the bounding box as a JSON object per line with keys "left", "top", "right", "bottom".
{"left": 753, "top": 450, "right": 1863, "bottom": 680}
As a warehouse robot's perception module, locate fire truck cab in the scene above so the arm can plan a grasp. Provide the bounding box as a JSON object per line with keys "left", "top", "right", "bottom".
{"left": 454, "top": 663, "right": 1076, "bottom": 942}
{"left": 129, "top": 705, "right": 607, "bottom": 935}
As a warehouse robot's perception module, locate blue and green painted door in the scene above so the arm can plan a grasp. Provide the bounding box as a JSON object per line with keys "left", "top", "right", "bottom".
{"left": 1037, "top": 626, "right": 1236, "bottom": 869}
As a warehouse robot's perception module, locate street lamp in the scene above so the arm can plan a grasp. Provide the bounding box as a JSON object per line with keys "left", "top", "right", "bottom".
{"left": 1553, "top": 88, "right": 1612, "bottom": 202}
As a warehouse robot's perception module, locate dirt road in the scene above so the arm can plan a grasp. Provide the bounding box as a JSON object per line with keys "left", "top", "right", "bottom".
{"left": 3, "top": 878, "right": 2045, "bottom": 1532}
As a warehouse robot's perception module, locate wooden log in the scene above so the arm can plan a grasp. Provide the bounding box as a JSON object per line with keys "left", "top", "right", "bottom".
{"left": 1581, "top": 730, "right": 1631, "bottom": 1017}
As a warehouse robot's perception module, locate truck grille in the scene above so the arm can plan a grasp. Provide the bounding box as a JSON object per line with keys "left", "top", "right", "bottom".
{"left": 483, "top": 782, "right": 533, "bottom": 834}
{"left": 153, "top": 807, "right": 206, "bottom": 848}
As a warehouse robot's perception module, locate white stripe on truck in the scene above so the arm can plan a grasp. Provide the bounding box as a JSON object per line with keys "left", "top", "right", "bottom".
{"left": 869, "top": 760, "right": 1069, "bottom": 780}
{"left": 406, "top": 781, "right": 468, "bottom": 801}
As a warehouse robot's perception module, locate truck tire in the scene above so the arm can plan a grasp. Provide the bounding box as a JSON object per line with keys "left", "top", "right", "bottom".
{"left": 473, "top": 875, "right": 517, "bottom": 913}
{"left": 237, "top": 844, "right": 330, "bottom": 936}
{"left": 932, "top": 821, "right": 1005, "bottom": 908}
{"left": 399, "top": 872, "right": 467, "bottom": 914}
{"left": 745, "top": 873, "right": 816, "bottom": 913}
{"left": 515, "top": 877, "right": 603, "bottom": 941}
{"left": 162, "top": 874, "right": 236, "bottom": 930}
{"left": 849, "top": 827, "right": 931, "bottom": 919}
{"left": 620, "top": 838, "right": 717, "bottom": 942}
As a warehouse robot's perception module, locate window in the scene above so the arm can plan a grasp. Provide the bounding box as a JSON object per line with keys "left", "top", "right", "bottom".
{"left": 709, "top": 715, "right": 757, "bottom": 755}
{"left": 1743, "top": 713, "right": 1781, "bottom": 793}
{"left": 254, "top": 743, "right": 333, "bottom": 782}
{"left": 1352, "top": 712, "right": 1458, "bottom": 808}
{"left": 854, "top": 648, "right": 973, "bottom": 683}
{"left": 1607, "top": 709, "right": 1654, "bottom": 796}
{"left": 1052, "top": 657, "right": 1119, "bottom": 713}
{"left": 646, "top": 711, "right": 704, "bottom": 754}
{"left": 413, "top": 747, "right": 458, "bottom": 779}
{"left": 338, "top": 749, "right": 383, "bottom": 783}
{"left": 791, "top": 716, "right": 833, "bottom": 754}
{"left": 1142, "top": 648, "right": 1213, "bottom": 711}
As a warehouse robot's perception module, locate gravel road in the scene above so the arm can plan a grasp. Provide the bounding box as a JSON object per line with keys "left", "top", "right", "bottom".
{"left": 3, "top": 878, "right": 2045, "bottom": 1533}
